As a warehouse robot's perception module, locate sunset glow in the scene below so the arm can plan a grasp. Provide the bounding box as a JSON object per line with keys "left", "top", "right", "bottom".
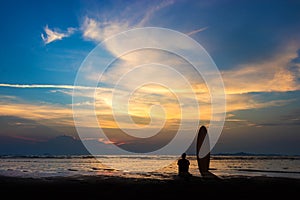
{"left": 0, "top": 0, "right": 299, "bottom": 155}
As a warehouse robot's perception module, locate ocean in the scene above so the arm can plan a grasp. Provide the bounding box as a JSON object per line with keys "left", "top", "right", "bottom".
{"left": 0, "top": 155, "right": 299, "bottom": 180}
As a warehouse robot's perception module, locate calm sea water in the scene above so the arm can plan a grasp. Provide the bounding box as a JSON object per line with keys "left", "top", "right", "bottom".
{"left": 0, "top": 155, "right": 299, "bottom": 180}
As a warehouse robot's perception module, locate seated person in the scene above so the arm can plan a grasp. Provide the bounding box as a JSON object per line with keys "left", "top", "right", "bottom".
{"left": 177, "top": 153, "right": 192, "bottom": 178}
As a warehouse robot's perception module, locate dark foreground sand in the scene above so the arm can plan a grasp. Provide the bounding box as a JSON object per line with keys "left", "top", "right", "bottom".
{"left": 0, "top": 174, "right": 299, "bottom": 199}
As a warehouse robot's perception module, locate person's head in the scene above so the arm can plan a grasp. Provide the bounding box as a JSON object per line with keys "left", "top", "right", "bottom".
{"left": 181, "top": 153, "right": 186, "bottom": 159}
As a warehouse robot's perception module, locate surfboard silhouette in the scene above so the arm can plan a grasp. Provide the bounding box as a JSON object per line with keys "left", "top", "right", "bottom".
{"left": 196, "top": 125, "right": 210, "bottom": 176}
{"left": 196, "top": 126, "right": 221, "bottom": 179}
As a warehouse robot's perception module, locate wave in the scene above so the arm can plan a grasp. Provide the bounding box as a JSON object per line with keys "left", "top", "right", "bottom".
{"left": 211, "top": 155, "right": 300, "bottom": 160}
{"left": 237, "top": 169, "right": 300, "bottom": 174}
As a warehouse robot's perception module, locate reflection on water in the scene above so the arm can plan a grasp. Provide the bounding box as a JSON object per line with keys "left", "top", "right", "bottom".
{"left": 208, "top": 156, "right": 300, "bottom": 179}
{"left": 0, "top": 155, "right": 299, "bottom": 179}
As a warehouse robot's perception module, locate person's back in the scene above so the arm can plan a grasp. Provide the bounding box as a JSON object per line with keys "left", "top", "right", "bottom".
{"left": 177, "top": 153, "right": 191, "bottom": 178}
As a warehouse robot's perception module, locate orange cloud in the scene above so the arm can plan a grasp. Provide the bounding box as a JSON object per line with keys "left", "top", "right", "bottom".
{"left": 0, "top": 102, "right": 74, "bottom": 126}
{"left": 222, "top": 43, "right": 300, "bottom": 95}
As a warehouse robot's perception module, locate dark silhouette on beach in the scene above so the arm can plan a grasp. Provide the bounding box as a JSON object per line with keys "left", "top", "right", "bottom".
{"left": 177, "top": 152, "right": 192, "bottom": 179}
{"left": 197, "top": 125, "right": 210, "bottom": 175}
{"left": 197, "top": 125, "right": 220, "bottom": 179}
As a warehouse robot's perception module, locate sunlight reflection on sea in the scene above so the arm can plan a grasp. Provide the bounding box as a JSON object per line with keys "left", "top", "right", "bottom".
{"left": 0, "top": 155, "right": 299, "bottom": 179}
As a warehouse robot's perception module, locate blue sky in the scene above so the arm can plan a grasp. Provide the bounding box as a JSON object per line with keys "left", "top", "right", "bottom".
{"left": 0, "top": 0, "right": 300, "bottom": 155}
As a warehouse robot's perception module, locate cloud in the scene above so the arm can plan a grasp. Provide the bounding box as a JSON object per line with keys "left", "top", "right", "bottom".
{"left": 80, "top": 0, "right": 175, "bottom": 43}
{"left": 41, "top": 25, "right": 76, "bottom": 44}
{"left": 27, "top": 1, "right": 300, "bottom": 132}
{"left": 0, "top": 83, "right": 93, "bottom": 90}
{"left": 0, "top": 101, "right": 74, "bottom": 126}
{"left": 222, "top": 43, "right": 300, "bottom": 95}
{"left": 186, "top": 27, "right": 208, "bottom": 36}
{"left": 226, "top": 94, "right": 295, "bottom": 113}
{"left": 81, "top": 17, "right": 130, "bottom": 42}
{"left": 0, "top": 86, "right": 115, "bottom": 129}
{"left": 137, "top": 0, "right": 175, "bottom": 26}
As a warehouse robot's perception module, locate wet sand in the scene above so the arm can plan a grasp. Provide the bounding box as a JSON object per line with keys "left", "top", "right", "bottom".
{"left": 0, "top": 174, "right": 299, "bottom": 199}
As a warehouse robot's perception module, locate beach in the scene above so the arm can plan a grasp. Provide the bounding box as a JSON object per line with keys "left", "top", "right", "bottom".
{"left": 1, "top": 174, "right": 299, "bottom": 199}
{"left": 0, "top": 155, "right": 299, "bottom": 198}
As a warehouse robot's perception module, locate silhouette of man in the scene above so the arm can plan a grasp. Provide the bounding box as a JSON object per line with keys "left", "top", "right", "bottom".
{"left": 177, "top": 153, "right": 191, "bottom": 178}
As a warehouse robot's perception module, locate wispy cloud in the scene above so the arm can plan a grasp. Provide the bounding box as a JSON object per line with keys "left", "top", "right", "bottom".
{"left": 137, "top": 0, "right": 175, "bottom": 26}
{"left": 222, "top": 43, "right": 300, "bottom": 94}
{"left": 11, "top": 135, "right": 45, "bottom": 143}
{"left": 81, "top": 17, "right": 130, "bottom": 42}
{"left": 0, "top": 101, "right": 73, "bottom": 126}
{"left": 186, "top": 27, "right": 208, "bottom": 36}
{"left": 80, "top": 0, "right": 175, "bottom": 43}
{"left": 226, "top": 94, "right": 295, "bottom": 113}
{"left": 0, "top": 83, "right": 93, "bottom": 90}
{"left": 41, "top": 1, "right": 175, "bottom": 45}
{"left": 41, "top": 25, "right": 76, "bottom": 44}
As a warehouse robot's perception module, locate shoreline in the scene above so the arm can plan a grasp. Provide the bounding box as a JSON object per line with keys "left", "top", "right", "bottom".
{"left": 0, "top": 174, "right": 299, "bottom": 198}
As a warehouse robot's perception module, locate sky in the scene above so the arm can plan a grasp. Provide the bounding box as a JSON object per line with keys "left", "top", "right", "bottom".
{"left": 0, "top": 0, "right": 300, "bottom": 155}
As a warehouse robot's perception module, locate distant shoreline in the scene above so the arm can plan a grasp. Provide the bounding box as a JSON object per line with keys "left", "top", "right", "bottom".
{"left": 0, "top": 153, "right": 299, "bottom": 159}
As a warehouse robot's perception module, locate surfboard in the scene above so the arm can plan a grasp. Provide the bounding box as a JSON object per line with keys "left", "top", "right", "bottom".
{"left": 196, "top": 125, "right": 210, "bottom": 176}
